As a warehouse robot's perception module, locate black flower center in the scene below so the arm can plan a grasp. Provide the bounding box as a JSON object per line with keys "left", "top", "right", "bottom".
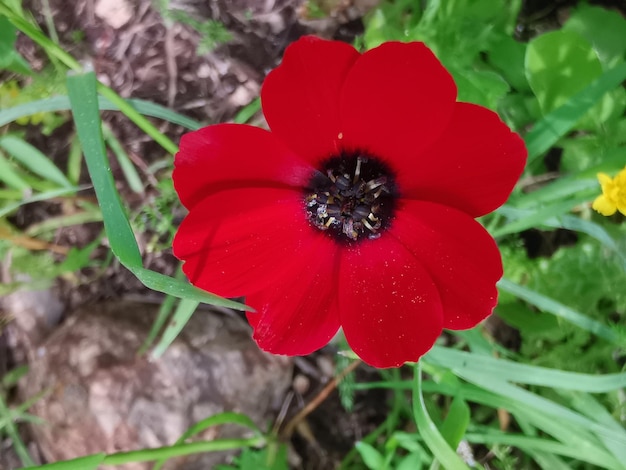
{"left": 305, "top": 152, "right": 397, "bottom": 243}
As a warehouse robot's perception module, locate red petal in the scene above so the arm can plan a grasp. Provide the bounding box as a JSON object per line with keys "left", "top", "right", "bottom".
{"left": 174, "top": 124, "right": 313, "bottom": 210}
{"left": 339, "top": 237, "right": 444, "bottom": 368}
{"left": 401, "top": 103, "right": 527, "bottom": 217}
{"left": 391, "top": 200, "right": 502, "bottom": 330}
{"left": 173, "top": 188, "right": 313, "bottom": 298}
{"left": 246, "top": 234, "right": 341, "bottom": 356}
{"left": 340, "top": 42, "right": 457, "bottom": 168}
{"left": 261, "top": 36, "right": 360, "bottom": 163}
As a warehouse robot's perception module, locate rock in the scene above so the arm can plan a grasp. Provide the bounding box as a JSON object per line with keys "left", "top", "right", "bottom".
{"left": 2, "top": 284, "right": 64, "bottom": 348}
{"left": 95, "top": 0, "right": 134, "bottom": 29}
{"left": 20, "top": 301, "right": 292, "bottom": 469}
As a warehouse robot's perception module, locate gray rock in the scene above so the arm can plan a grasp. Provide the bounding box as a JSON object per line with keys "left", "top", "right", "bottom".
{"left": 20, "top": 301, "right": 292, "bottom": 469}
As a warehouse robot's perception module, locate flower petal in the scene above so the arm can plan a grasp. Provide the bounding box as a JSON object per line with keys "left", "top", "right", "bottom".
{"left": 592, "top": 194, "right": 617, "bottom": 216}
{"left": 246, "top": 234, "right": 341, "bottom": 356}
{"left": 173, "top": 188, "right": 313, "bottom": 298}
{"left": 597, "top": 172, "right": 613, "bottom": 189}
{"left": 391, "top": 200, "right": 502, "bottom": 330}
{"left": 261, "top": 36, "right": 360, "bottom": 163}
{"left": 174, "top": 124, "right": 313, "bottom": 210}
{"left": 400, "top": 103, "right": 527, "bottom": 217}
{"left": 339, "top": 237, "right": 444, "bottom": 368}
{"left": 339, "top": 41, "right": 457, "bottom": 167}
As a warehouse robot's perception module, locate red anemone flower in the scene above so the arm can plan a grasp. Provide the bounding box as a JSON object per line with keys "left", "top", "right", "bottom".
{"left": 173, "top": 36, "right": 527, "bottom": 368}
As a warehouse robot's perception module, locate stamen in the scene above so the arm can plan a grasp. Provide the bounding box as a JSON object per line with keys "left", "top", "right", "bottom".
{"left": 305, "top": 152, "right": 397, "bottom": 243}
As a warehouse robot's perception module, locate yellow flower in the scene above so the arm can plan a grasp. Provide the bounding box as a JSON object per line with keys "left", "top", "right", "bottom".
{"left": 592, "top": 166, "right": 626, "bottom": 216}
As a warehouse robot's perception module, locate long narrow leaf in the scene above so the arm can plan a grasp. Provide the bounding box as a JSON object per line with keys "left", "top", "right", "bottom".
{"left": 150, "top": 298, "right": 199, "bottom": 358}
{"left": 412, "top": 363, "right": 469, "bottom": 470}
{"left": 66, "top": 70, "right": 250, "bottom": 311}
{"left": 0, "top": 96, "right": 202, "bottom": 130}
{"left": 0, "top": 135, "right": 72, "bottom": 188}
{"left": 426, "top": 347, "right": 626, "bottom": 392}
{"left": 0, "top": 186, "right": 83, "bottom": 218}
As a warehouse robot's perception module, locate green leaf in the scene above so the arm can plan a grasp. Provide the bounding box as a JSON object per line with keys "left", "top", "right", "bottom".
{"left": 493, "top": 193, "right": 594, "bottom": 237}
{"left": 412, "top": 363, "right": 469, "bottom": 470}
{"left": 0, "top": 186, "right": 82, "bottom": 218}
{"left": 24, "top": 455, "right": 104, "bottom": 470}
{"left": 0, "top": 135, "right": 72, "bottom": 188}
{"left": 465, "top": 431, "right": 622, "bottom": 469}
{"left": 497, "top": 278, "right": 620, "bottom": 345}
{"left": 488, "top": 35, "right": 529, "bottom": 92}
{"left": 66, "top": 70, "right": 251, "bottom": 311}
{"left": 355, "top": 441, "right": 385, "bottom": 470}
{"left": 397, "top": 453, "right": 423, "bottom": 470}
{"left": 101, "top": 125, "right": 144, "bottom": 194}
{"left": 426, "top": 346, "right": 626, "bottom": 392}
{"left": 450, "top": 65, "right": 510, "bottom": 109}
{"left": 526, "top": 30, "right": 603, "bottom": 114}
{"left": 150, "top": 298, "right": 199, "bottom": 358}
{"left": 233, "top": 98, "right": 261, "bottom": 124}
{"left": 0, "top": 151, "right": 30, "bottom": 190}
{"left": 66, "top": 71, "right": 143, "bottom": 266}
{"left": 0, "top": 95, "right": 202, "bottom": 130}
{"left": 564, "top": 4, "right": 626, "bottom": 67}
{"left": 153, "top": 412, "right": 262, "bottom": 470}
{"left": 0, "top": 16, "right": 31, "bottom": 74}
{"left": 523, "top": 54, "right": 626, "bottom": 166}
{"left": 439, "top": 396, "right": 470, "bottom": 450}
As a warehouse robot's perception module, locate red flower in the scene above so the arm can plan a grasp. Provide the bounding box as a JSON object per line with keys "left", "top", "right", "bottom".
{"left": 173, "top": 36, "right": 527, "bottom": 368}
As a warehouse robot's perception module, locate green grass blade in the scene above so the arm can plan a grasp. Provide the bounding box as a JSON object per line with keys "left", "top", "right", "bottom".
{"left": 426, "top": 347, "right": 626, "bottom": 392}
{"left": 66, "top": 70, "right": 250, "bottom": 311}
{"left": 0, "top": 135, "right": 72, "bottom": 188}
{"left": 497, "top": 278, "right": 620, "bottom": 344}
{"left": 359, "top": 378, "right": 623, "bottom": 469}
{"left": 492, "top": 192, "right": 593, "bottom": 237}
{"left": 128, "top": 266, "right": 250, "bottom": 310}
{"left": 102, "top": 124, "right": 144, "bottom": 194}
{"left": 150, "top": 298, "right": 199, "bottom": 358}
{"left": 524, "top": 61, "right": 626, "bottom": 165}
{"left": 0, "top": 96, "right": 201, "bottom": 130}
{"left": 122, "top": 98, "right": 201, "bottom": 130}
{"left": 0, "top": 151, "right": 30, "bottom": 191}
{"left": 412, "top": 363, "right": 469, "bottom": 470}
{"left": 557, "top": 391, "right": 626, "bottom": 464}
{"left": 532, "top": 452, "right": 571, "bottom": 470}
{"left": 0, "top": 186, "right": 83, "bottom": 218}
{"left": 153, "top": 412, "right": 262, "bottom": 470}
{"left": 66, "top": 71, "right": 143, "bottom": 266}
{"left": 102, "top": 437, "right": 265, "bottom": 465}
{"left": 0, "top": 95, "right": 69, "bottom": 127}
{"left": 233, "top": 97, "right": 261, "bottom": 124}
{"left": 137, "top": 291, "right": 177, "bottom": 355}
{"left": 24, "top": 455, "right": 104, "bottom": 470}
{"left": 465, "top": 431, "right": 620, "bottom": 469}
{"left": 439, "top": 396, "right": 470, "bottom": 450}
{"left": 454, "top": 374, "right": 626, "bottom": 458}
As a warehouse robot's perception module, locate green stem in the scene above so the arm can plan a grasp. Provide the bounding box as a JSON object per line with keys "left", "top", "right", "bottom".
{"left": 97, "top": 85, "right": 178, "bottom": 155}
{"left": 102, "top": 437, "right": 265, "bottom": 465}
